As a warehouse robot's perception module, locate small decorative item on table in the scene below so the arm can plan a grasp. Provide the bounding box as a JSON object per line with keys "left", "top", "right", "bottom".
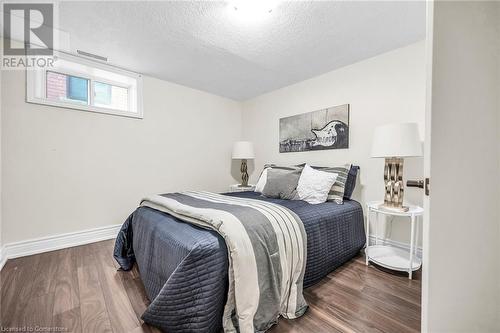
{"left": 229, "top": 184, "right": 256, "bottom": 193}
{"left": 365, "top": 201, "right": 423, "bottom": 279}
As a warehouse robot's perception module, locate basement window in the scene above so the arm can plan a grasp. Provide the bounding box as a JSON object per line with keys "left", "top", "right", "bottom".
{"left": 27, "top": 52, "right": 143, "bottom": 118}
{"left": 46, "top": 71, "right": 89, "bottom": 105}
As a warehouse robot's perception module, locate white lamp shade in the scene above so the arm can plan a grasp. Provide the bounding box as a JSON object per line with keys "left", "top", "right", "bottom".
{"left": 371, "top": 123, "right": 422, "bottom": 158}
{"left": 232, "top": 141, "right": 255, "bottom": 159}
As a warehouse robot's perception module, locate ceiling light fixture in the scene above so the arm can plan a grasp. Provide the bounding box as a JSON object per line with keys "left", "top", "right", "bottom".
{"left": 226, "top": 0, "right": 280, "bottom": 24}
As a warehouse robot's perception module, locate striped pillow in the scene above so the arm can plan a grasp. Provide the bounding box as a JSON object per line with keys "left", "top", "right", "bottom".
{"left": 263, "top": 164, "right": 304, "bottom": 171}
{"left": 296, "top": 163, "right": 351, "bottom": 204}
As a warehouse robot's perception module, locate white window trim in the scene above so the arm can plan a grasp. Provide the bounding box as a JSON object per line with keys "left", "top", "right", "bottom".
{"left": 26, "top": 52, "right": 143, "bottom": 119}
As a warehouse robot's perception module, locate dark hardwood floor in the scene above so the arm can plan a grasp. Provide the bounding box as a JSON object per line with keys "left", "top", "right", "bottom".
{"left": 1, "top": 240, "right": 421, "bottom": 333}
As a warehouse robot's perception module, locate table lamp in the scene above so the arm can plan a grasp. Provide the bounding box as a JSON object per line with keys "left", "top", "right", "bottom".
{"left": 232, "top": 141, "right": 255, "bottom": 187}
{"left": 371, "top": 123, "right": 422, "bottom": 212}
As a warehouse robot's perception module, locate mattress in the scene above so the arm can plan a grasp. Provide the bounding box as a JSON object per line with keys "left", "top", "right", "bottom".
{"left": 114, "top": 191, "right": 366, "bottom": 332}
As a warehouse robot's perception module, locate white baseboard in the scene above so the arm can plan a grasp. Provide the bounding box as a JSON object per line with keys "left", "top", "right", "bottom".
{"left": 0, "top": 224, "right": 121, "bottom": 269}
{"left": 0, "top": 246, "right": 6, "bottom": 272}
{"left": 0, "top": 226, "right": 422, "bottom": 272}
{"left": 368, "top": 235, "right": 423, "bottom": 258}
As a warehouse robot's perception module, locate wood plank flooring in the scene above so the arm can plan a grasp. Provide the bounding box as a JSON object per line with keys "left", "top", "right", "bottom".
{"left": 1, "top": 240, "right": 421, "bottom": 332}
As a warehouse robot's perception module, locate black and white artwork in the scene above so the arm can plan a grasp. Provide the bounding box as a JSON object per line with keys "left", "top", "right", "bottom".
{"left": 279, "top": 104, "right": 349, "bottom": 153}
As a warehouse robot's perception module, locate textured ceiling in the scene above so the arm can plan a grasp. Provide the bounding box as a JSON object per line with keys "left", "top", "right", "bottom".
{"left": 58, "top": 1, "right": 426, "bottom": 100}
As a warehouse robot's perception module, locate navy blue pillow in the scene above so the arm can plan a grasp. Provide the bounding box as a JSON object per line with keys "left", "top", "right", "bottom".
{"left": 344, "top": 165, "right": 359, "bottom": 200}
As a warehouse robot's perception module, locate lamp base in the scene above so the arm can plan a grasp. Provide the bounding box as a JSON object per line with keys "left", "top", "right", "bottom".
{"left": 240, "top": 159, "right": 249, "bottom": 187}
{"left": 383, "top": 157, "right": 405, "bottom": 209}
{"left": 378, "top": 203, "right": 409, "bottom": 213}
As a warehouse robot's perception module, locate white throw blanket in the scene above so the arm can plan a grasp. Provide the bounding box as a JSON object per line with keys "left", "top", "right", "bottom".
{"left": 141, "top": 191, "right": 308, "bottom": 332}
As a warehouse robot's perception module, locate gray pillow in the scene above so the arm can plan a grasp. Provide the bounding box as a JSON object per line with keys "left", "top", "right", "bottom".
{"left": 261, "top": 168, "right": 301, "bottom": 200}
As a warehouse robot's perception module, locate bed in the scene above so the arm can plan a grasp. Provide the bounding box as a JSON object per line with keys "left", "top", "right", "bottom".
{"left": 114, "top": 190, "right": 365, "bottom": 333}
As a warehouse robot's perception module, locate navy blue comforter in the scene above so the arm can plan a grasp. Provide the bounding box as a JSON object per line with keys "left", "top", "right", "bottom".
{"left": 114, "top": 192, "right": 365, "bottom": 332}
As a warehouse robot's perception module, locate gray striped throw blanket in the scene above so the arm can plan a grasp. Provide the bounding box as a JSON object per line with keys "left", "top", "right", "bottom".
{"left": 141, "top": 191, "right": 308, "bottom": 333}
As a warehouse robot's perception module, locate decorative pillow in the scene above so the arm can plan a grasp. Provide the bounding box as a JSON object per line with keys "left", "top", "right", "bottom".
{"left": 296, "top": 164, "right": 338, "bottom": 204}
{"left": 296, "top": 163, "right": 351, "bottom": 204}
{"left": 261, "top": 168, "right": 302, "bottom": 200}
{"left": 343, "top": 165, "right": 360, "bottom": 200}
{"left": 254, "top": 164, "right": 303, "bottom": 193}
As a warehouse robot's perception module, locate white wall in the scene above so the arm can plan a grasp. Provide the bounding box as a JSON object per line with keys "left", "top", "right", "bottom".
{"left": 1, "top": 70, "right": 242, "bottom": 244}
{"left": 0, "top": 42, "right": 426, "bottom": 251}
{"left": 423, "top": 1, "right": 500, "bottom": 332}
{"left": 242, "top": 41, "right": 426, "bottom": 246}
{"left": 0, "top": 41, "right": 427, "bottom": 253}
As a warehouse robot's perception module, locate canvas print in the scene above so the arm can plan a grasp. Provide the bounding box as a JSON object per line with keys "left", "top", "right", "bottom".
{"left": 279, "top": 104, "right": 349, "bottom": 153}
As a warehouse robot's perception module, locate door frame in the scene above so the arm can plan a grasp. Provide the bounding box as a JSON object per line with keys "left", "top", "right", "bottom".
{"left": 421, "top": 1, "right": 434, "bottom": 331}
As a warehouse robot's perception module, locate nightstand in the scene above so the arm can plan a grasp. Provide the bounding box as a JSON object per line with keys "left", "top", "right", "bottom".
{"left": 365, "top": 201, "right": 423, "bottom": 279}
{"left": 229, "top": 184, "right": 255, "bottom": 192}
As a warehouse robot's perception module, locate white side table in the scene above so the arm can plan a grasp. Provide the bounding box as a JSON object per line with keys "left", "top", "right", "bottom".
{"left": 365, "top": 201, "right": 423, "bottom": 279}
{"left": 229, "top": 184, "right": 255, "bottom": 192}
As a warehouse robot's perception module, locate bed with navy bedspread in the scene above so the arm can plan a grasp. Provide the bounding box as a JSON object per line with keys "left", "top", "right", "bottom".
{"left": 114, "top": 191, "right": 366, "bottom": 333}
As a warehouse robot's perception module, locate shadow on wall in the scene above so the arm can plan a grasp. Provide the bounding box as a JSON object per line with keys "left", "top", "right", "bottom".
{"left": 352, "top": 171, "right": 364, "bottom": 202}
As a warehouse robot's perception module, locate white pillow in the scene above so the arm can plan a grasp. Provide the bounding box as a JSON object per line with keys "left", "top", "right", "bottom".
{"left": 254, "top": 168, "right": 269, "bottom": 193}
{"left": 296, "top": 164, "right": 338, "bottom": 204}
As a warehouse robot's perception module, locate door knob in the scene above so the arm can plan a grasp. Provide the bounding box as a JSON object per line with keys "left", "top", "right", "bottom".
{"left": 407, "top": 178, "right": 430, "bottom": 196}
{"left": 406, "top": 180, "right": 424, "bottom": 188}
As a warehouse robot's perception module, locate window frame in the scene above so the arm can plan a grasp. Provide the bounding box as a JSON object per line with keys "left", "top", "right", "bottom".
{"left": 27, "top": 52, "right": 143, "bottom": 119}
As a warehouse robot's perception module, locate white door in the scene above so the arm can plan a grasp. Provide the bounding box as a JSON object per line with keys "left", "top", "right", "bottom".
{"left": 421, "top": 1, "right": 500, "bottom": 332}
